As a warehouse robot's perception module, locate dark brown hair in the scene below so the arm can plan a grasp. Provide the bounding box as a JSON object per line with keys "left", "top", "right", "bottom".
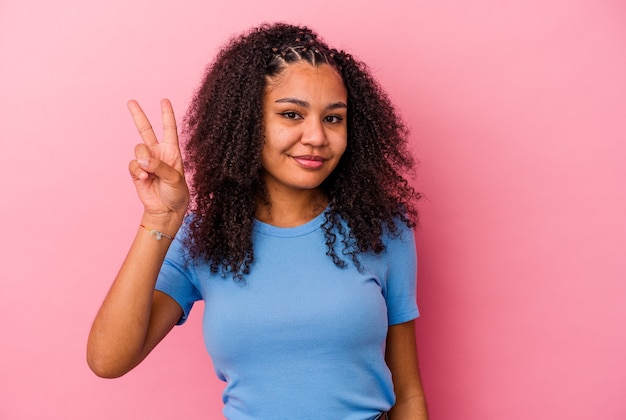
{"left": 183, "top": 23, "right": 419, "bottom": 278}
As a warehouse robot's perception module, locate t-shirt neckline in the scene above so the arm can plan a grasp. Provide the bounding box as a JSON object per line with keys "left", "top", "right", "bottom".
{"left": 253, "top": 208, "right": 328, "bottom": 238}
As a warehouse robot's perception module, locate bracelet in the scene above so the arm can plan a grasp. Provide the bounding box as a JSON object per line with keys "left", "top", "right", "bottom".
{"left": 140, "top": 224, "right": 174, "bottom": 241}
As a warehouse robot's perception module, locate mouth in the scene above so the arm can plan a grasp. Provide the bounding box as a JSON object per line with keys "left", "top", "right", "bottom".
{"left": 291, "top": 155, "right": 327, "bottom": 169}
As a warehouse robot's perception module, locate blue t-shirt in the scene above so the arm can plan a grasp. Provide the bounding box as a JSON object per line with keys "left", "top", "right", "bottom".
{"left": 156, "top": 210, "right": 419, "bottom": 419}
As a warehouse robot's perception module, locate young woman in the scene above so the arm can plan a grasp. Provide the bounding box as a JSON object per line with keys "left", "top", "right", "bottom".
{"left": 87, "top": 23, "right": 428, "bottom": 419}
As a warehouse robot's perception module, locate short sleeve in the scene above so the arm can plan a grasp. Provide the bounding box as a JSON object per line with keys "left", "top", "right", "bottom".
{"left": 155, "top": 232, "right": 202, "bottom": 325}
{"left": 383, "top": 223, "right": 419, "bottom": 325}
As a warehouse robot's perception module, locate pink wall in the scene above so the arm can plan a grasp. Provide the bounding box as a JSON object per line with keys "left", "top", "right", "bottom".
{"left": 1, "top": 0, "right": 625, "bottom": 418}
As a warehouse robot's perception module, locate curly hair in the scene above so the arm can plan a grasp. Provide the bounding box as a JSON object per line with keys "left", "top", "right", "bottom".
{"left": 182, "top": 23, "right": 420, "bottom": 278}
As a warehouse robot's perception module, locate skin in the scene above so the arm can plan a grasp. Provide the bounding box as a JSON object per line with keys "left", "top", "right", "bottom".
{"left": 257, "top": 62, "right": 348, "bottom": 226}
{"left": 386, "top": 321, "right": 429, "bottom": 419}
{"left": 87, "top": 63, "right": 427, "bottom": 418}
{"left": 87, "top": 98, "right": 187, "bottom": 377}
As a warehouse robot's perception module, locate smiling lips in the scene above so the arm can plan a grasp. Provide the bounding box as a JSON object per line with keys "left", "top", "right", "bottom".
{"left": 292, "top": 155, "right": 326, "bottom": 169}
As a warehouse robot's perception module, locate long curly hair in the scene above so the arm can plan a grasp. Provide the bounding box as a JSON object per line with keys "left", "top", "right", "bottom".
{"left": 183, "top": 23, "right": 420, "bottom": 278}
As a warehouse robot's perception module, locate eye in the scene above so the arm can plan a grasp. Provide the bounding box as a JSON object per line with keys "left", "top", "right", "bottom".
{"left": 280, "top": 111, "right": 302, "bottom": 120}
{"left": 324, "top": 115, "right": 343, "bottom": 124}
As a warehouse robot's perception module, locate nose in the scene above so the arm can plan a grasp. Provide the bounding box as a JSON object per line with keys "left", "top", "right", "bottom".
{"left": 300, "top": 118, "right": 328, "bottom": 147}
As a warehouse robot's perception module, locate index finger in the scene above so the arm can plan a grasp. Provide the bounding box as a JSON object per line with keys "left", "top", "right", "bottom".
{"left": 160, "top": 98, "right": 179, "bottom": 146}
{"left": 127, "top": 99, "right": 159, "bottom": 147}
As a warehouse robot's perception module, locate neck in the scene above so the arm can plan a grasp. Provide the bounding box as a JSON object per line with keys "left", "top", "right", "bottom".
{"left": 255, "top": 188, "right": 327, "bottom": 228}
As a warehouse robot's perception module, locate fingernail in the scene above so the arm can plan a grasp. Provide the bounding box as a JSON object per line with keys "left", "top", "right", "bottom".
{"left": 138, "top": 158, "right": 148, "bottom": 168}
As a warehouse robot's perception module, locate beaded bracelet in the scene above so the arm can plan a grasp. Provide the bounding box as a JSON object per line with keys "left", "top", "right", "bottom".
{"left": 140, "top": 224, "right": 174, "bottom": 241}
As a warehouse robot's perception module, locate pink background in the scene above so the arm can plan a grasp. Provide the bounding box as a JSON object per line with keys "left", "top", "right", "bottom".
{"left": 1, "top": 0, "right": 625, "bottom": 418}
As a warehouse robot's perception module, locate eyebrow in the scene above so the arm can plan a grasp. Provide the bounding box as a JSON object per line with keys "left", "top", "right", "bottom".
{"left": 275, "top": 97, "right": 347, "bottom": 110}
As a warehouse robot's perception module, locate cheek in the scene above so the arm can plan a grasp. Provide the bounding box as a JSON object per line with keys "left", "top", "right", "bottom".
{"left": 260, "top": 139, "right": 273, "bottom": 167}
{"left": 263, "top": 127, "right": 292, "bottom": 152}
{"left": 335, "top": 135, "right": 348, "bottom": 158}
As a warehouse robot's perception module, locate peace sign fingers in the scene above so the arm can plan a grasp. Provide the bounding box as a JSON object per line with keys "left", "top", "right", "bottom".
{"left": 159, "top": 98, "right": 179, "bottom": 146}
{"left": 126, "top": 99, "right": 189, "bottom": 218}
{"left": 127, "top": 99, "right": 159, "bottom": 147}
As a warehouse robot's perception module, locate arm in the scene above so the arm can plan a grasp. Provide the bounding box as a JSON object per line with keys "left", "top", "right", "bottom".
{"left": 86, "top": 232, "right": 183, "bottom": 378}
{"left": 386, "top": 320, "right": 429, "bottom": 419}
{"left": 87, "top": 99, "right": 189, "bottom": 378}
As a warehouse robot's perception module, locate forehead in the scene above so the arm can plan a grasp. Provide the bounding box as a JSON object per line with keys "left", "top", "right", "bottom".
{"left": 264, "top": 62, "right": 347, "bottom": 99}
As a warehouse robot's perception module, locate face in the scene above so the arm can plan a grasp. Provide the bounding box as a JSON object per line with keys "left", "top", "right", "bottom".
{"left": 261, "top": 62, "right": 348, "bottom": 198}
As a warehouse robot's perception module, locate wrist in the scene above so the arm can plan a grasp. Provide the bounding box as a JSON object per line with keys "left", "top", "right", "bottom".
{"left": 140, "top": 212, "right": 185, "bottom": 237}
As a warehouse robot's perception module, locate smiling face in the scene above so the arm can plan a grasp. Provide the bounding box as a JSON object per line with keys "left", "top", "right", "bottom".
{"left": 261, "top": 62, "right": 348, "bottom": 201}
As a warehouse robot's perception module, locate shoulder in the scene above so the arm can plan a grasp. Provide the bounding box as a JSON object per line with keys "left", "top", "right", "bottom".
{"left": 382, "top": 217, "right": 415, "bottom": 248}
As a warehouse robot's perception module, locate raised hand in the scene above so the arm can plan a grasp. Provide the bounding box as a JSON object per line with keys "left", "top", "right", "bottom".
{"left": 87, "top": 99, "right": 189, "bottom": 377}
{"left": 127, "top": 99, "right": 189, "bottom": 221}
